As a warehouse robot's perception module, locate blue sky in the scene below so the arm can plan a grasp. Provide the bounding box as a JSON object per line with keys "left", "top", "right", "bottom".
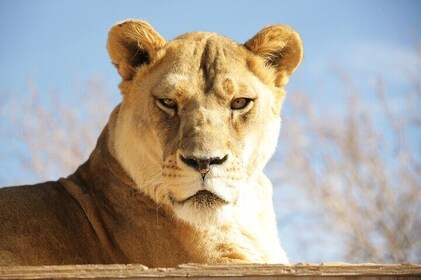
{"left": 0, "top": 0, "right": 420, "bottom": 263}
{"left": 1, "top": 0, "right": 419, "bottom": 97}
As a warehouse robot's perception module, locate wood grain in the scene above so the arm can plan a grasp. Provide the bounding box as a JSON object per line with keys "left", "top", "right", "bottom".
{"left": 1, "top": 263, "right": 420, "bottom": 279}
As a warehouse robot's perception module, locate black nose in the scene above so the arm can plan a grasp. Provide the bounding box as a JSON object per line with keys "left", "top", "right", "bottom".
{"left": 180, "top": 155, "right": 228, "bottom": 177}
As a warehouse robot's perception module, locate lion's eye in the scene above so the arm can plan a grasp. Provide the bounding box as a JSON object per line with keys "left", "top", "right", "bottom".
{"left": 231, "top": 98, "right": 252, "bottom": 110}
{"left": 158, "top": 98, "right": 177, "bottom": 110}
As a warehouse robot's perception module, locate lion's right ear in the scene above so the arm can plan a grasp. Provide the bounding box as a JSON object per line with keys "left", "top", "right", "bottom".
{"left": 107, "top": 19, "right": 166, "bottom": 80}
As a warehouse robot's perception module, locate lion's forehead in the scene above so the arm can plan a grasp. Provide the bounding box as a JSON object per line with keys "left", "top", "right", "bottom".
{"left": 157, "top": 32, "right": 252, "bottom": 94}
{"left": 168, "top": 31, "right": 246, "bottom": 65}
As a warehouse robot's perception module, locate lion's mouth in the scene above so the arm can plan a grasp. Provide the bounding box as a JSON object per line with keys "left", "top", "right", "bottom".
{"left": 170, "top": 190, "right": 229, "bottom": 207}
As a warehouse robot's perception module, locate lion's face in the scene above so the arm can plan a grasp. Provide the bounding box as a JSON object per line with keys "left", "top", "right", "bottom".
{"left": 107, "top": 21, "right": 302, "bottom": 228}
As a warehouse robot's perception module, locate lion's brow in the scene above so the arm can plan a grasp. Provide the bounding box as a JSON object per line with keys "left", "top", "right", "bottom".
{"left": 197, "top": 36, "right": 229, "bottom": 94}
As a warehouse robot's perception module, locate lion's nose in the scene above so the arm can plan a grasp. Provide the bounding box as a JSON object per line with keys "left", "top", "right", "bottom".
{"left": 180, "top": 155, "right": 228, "bottom": 178}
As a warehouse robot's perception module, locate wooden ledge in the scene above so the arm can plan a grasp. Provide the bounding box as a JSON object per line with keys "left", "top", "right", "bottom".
{"left": 1, "top": 263, "right": 420, "bottom": 279}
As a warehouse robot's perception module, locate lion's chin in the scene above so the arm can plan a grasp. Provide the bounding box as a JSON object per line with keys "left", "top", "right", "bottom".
{"left": 170, "top": 191, "right": 234, "bottom": 228}
{"left": 170, "top": 190, "right": 229, "bottom": 208}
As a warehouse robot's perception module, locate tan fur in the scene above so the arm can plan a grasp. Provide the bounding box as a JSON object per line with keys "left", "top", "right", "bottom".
{"left": 0, "top": 19, "right": 303, "bottom": 266}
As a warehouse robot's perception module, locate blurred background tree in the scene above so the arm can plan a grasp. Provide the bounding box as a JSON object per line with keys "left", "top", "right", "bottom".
{"left": 0, "top": 77, "right": 114, "bottom": 183}
{"left": 273, "top": 56, "right": 421, "bottom": 263}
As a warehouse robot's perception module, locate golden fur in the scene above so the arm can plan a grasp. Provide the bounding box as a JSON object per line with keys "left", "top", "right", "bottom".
{"left": 0, "top": 19, "right": 303, "bottom": 266}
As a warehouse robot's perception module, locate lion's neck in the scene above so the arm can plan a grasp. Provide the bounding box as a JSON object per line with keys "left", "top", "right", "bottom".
{"left": 63, "top": 128, "right": 204, "bottom": 266}
{"left": 63, "top": 125, "right": 285, "bottom": 265}
{"left": 69, "top": 125, "right": 164, "bottom": 215}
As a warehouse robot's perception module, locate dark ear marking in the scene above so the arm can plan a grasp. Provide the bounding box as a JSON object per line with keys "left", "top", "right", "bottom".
{"left": 128, "top": 44, "right": 151, "bottom": 68}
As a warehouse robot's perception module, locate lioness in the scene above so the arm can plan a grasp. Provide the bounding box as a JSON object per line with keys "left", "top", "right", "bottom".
{"left": 0, "top": 19, "right": 302, "bottom": 266}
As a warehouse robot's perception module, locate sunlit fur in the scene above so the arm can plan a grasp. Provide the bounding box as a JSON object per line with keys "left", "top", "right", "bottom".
{"left": 108, "top": 20, "right": 302, "bottom": 263}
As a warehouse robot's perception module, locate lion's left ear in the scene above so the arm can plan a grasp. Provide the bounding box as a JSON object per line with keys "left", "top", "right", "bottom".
{"left": 244, "top": 25, "right": 303, "bottom": 87}
{"left": 107, "top": 19, "right": 166, "bottom": 80}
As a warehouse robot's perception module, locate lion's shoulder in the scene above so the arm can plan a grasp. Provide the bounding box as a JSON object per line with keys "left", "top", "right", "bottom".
{"left": 0, "top": 182, "right": 104, "bottom": 265}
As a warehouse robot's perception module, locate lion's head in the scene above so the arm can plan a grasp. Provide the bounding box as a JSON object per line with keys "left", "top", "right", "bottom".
{"left": 106, "top": 20, "right": 302, "bottom": 228}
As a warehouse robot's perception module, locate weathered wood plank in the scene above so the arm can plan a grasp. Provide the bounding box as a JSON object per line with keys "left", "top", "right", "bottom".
{"left": 0, "top": 263, "right": 420, "bottom": 279}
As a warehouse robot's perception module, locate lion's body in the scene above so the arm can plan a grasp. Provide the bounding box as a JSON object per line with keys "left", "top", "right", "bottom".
{"left": 0, "top": 124, "right": 282, "bottom": 266}
{"left": 0, "top": 128, "right": 200, "bottom": 266}
{"left": 0, "top": 20, "right": 302, "bottom": 266}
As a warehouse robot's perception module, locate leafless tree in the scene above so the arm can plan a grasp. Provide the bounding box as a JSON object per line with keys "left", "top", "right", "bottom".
{"left": 0, "top": 77, "right": 116, "bottom": 184}
{"left": 274, "top": 62, "right": 421, "bottom": 262}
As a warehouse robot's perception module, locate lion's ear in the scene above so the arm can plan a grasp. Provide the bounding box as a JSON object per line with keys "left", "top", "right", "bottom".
{"left": 245, "top": 25, "right": 303, "bottom": 87}
{"left": 107, "top": 19, "right": 166, "bottom": 80}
